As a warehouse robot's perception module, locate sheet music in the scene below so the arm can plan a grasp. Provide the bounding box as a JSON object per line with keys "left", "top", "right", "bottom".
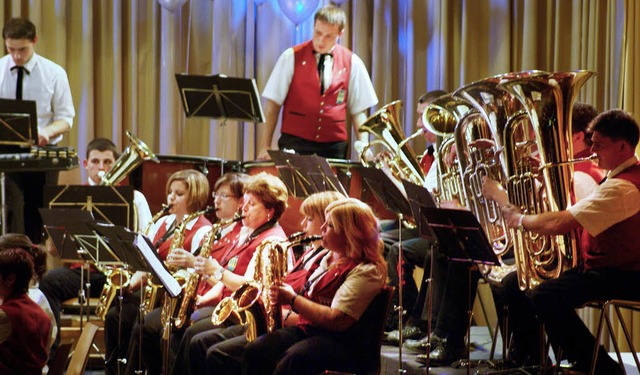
{"left": 134, "top": 233, "right": 182, "bottom": 297}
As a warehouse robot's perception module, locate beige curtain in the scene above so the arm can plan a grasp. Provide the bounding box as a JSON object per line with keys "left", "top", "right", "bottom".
{"left": 3, "top": 0, "right": 638, "bottom": 351}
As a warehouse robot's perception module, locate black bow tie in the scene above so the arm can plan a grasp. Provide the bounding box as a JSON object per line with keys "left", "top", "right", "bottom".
{"left": 10, "top": 65, "right": 30, "bottom": 74}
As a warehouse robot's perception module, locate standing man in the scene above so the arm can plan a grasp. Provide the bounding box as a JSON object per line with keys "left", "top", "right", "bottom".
{"left": 0, "top": 18, "right": 75, "bottom": 243}
{"left": 257, "top": 5, "right": 378, "bottom": 160}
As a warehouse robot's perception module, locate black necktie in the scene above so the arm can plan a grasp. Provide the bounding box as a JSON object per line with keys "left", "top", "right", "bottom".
{"left": 317, "top": 53, "right": 331, "bottom": 94}
{"left": 11, "top": 66, "right": 28, "bottom": 100}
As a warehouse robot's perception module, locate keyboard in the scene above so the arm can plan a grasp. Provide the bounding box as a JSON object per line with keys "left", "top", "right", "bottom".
{"left": 0, "top": 146, "right": 79, "bottom": 172}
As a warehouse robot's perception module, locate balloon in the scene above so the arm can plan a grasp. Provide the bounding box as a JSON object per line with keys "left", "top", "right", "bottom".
{"left": 278, "top": 0, "right": 319, "bottom": 25}
{"left": 254, "top": 0, "right": 267, "bottom": 4}
{"left": 331, "top": 0, "right": 347, "bottom": 4}
{"left": 157, "top": 0, "right": 188, "bottom": 13}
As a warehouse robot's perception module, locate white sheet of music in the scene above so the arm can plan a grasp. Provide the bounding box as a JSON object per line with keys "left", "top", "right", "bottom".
{"left": 134, "top": 233, "right": 182, "bottom": 298}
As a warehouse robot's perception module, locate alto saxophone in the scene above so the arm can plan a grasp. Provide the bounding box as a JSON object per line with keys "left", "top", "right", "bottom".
{"left": 94, "top": 204, "right": 172, "bottom": 320}
{"left": 141, "top": 204, "right": 172, "bottom": 315}
{"left": 161, "top": 206, "right": 213, "bottom": 339}
{"left": 211, "top": 232, "right": 321, "bottom": 341}
{"left": 173, "top": 213, "right": 245, "bottom": 329}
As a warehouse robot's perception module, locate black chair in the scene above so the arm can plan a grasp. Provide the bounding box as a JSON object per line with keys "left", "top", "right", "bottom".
{"left": 323, "top": 286, "right": 395, "bottom": 375}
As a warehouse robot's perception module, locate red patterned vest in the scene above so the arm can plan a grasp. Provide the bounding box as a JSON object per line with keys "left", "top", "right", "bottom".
{"left": 281, "top": 40, "right": 352, "bottom": 143}
{"left": 195, "top": 223, "right": 243, "bottom": 299}
{"left": 153, "top": 215, "right": 212, "bottom": 261}
{"left": 581, "top": 162, "right": 640, "bottom": 270}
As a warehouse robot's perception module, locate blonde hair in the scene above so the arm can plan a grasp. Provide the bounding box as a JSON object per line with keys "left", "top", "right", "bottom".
{"left": 300, "top": 191, "right": 344, "bottom": 223}
{"left": 324, "top": 198, "right": 386, "bottom": 278}
{"left": 244, "top": 172, "right": 289, "bottom": 221}
{"left": 166, "top": 169, "right": 210, "bottom": 212}
{"left": 314, "top": 5, "right": 346, "bottom": 31}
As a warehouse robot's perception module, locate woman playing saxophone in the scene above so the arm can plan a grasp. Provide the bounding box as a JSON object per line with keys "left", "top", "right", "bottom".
{"left": 104, "top": 169, "right": 212, "bottom": 375}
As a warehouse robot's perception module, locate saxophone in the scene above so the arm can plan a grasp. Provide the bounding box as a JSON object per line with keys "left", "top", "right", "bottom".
{"left": 161, "top": 206, "right": 213, "bottom": 339}
{"left": 141, "top": 204, "right": 173, "bottom": 315}
{"left": 173, "top": 213, "right": 245, "bottom": 329}
{"left": 211, "top": 232, "right": 321, "bottom": 341}
{"left": 94, "top": 204, "right": 171, "bottom": 320}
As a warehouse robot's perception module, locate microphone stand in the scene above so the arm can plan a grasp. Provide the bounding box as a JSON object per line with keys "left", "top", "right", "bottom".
{"left": 396, "top": 213, "right": 406, "bottom": 374}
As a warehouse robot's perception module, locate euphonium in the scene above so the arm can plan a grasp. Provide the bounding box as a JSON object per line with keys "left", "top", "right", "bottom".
{"left": 453, "top": 75, "right": 524, "bottom": 284}
{"left": 357, "top": 100, "right": 425, "bottom": 186}
{"left": 161, "top": 206, "right": 214, "bottom": 339}
{"left": 422, "top": 94, "right": 471, "bottom": 206}
{"left": 173, "top": 213, "right": 245, "bottom": 329}
{"left": 100, "top": 131, "right": 159, "bottom": 186}
{"left": 211, "top": 232, "right": 321, "bottom": 341}
{"left": 498, "top": 70, "right": 595, "bottom": 290}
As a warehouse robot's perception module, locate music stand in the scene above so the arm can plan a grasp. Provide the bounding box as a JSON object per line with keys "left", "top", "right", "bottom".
{"left": 421, "top": 207, "right": 499, "bottom": 375}
{"left": 303, "top": 155, "right": 348, "bottom": 196}
{"left": 0, "top": 98, "right": 39, "bottom": 234}
{"left": 268, "top": 150, "right": 315, "bottom": 198}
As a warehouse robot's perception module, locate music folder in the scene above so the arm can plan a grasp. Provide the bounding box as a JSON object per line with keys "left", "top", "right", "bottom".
{"left": 90, "top": 222, "right": 181, "bottom": 298}
{"left": 357, "top": 166, "right": 413, "bottom": 219}
{"left": 175, "top": 73, "right": 265, "bottom": 123}
{"left": 421, "top": 207, "right": 498, "bottom": 266}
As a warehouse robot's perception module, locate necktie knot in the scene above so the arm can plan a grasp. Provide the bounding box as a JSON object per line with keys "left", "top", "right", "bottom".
{"left": 10, "top": 66, "right": 30, "bottom": 74}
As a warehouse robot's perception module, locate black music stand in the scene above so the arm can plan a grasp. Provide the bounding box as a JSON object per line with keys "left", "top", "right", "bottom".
{"left": 0, "top": 99, "right": 39, "bottom": 234}
{"left": 304, "top": 155, "right": 348, "bottom": 196}
{"left": 268, "top": 150, "right": 314, "bottom": 198}
{"left": 358, "top": 166, "right": 414, "bottom": 373}
{"left": 44, "top": 185, "right": 136, "bottom": 230}
{"left": 421, "top": 207, "right": 499, "bottom": 375}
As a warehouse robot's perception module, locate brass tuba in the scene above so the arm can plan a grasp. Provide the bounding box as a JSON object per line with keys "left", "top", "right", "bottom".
{"left": 422, "top": 94, "right": 471, "bottom": 206}
{"left": 357, "top": 100, "right": 425, "bottom": 186}
{"left": 497, "top": 70, "right": 595, "bottom": 290}
{"left": 173, "top": 213, "right": 245, "bottom": 329}
{"left": 99, "top": 131, "right": 159, "bottom": 186}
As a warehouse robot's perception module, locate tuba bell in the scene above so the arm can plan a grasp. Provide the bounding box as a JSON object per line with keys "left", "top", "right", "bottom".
{"left": 100, "top": 131, "right": 159, "bottom": 186}
{"left": 497, "top": 70, "right": 596, "bottom": 290}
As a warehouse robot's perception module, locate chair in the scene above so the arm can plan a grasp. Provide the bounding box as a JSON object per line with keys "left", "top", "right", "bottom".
{"left": 46, "top": 342, "right": 72, "bottom": 375}
{"left": 585, "top": 299, "right": 640, "bottom": 375}
{"left": 66, "top": 322, "right": 100, "bottom": 375}
{"left": 323, "top": 286, "right": 395, "bottom": 375}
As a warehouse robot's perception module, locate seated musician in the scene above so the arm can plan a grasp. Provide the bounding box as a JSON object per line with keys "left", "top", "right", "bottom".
{"left": 483, "top": 109, "right": 640, "bottom": 374}
{"left": 186, "top": 191, "right": 343, "bottom": 375}
{"left": 123, "top": 172, "right": 248, "bottom": 374}
{"left": 239, "top": 198, "right": 386, "bottom": 374}
{"left": 0, "top": 248, "right": 52, "bottom": 375}
{"left": 39, "top": 137, "right": 152, "bottom": 364}
{"left": 104, "top": 169, "right": 212, "bottom": 375}
{"left": 165, "top": 172, "right": 289, "bottom": 375}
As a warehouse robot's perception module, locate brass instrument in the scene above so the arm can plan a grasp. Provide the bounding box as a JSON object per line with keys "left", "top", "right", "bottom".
{"left": 161, "top": 206, "right": 214, "bottom": 339}
{"left": 498, "top": 70, "right": 595, "bottom": 290}
{"left": 94, "top": 265, "right": 131, "bottom": 320}
{"left": 453, "top": 75, "right": 524, "bottom": 284}
{"left": 211, "top": 232, "right": 320, "bottom": 341}
{"left": 358, "top": 100, "right": 425, "bottom": 186}
{"left": 422, "top": 94, "right": 471, "bottom": 205}
{"left": 100, "top": 131, "right": 159, "bottom": 186}
{"left": 173, "top": 214, "right": 245, "bottom": 329}
{"left": 141, "top": 204, "right": 173, "bottom": 315}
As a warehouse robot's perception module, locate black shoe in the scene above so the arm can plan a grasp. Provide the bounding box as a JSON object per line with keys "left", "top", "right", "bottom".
{"left": 383, "top": 325, "right": 423, "bottom": 346}
{"left": 424, "top": 343, "right": 467, "bottom": 367}
{"left": 403, "top": 334, "right": 445, "bottom": 354}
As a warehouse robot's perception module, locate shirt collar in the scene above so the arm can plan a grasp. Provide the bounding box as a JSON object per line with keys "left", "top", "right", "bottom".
{"left": 9, "top": 52, "right": 38, "bottom": 73}
{"left": 608, "top": 155, "right": 639, "bottom": 178}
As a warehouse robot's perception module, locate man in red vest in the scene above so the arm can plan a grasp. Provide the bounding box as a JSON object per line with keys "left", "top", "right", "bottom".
{"left": 258, "top": 5, "right": 378, "bottom": 160}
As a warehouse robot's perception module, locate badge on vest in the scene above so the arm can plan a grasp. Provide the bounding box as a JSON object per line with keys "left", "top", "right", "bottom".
{"left": 227, "top": 256, "right": 239, "bottom": 271}
{"left": 336, "top": 90, "right": 346, "bottom": 104}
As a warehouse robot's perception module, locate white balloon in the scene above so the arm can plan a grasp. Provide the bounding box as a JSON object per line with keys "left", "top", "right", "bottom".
{"left": 157, "top": 0, "right": 188, "bottom": 13}
{"left": 331, "top": 0, "right": 347, "bottom": 4}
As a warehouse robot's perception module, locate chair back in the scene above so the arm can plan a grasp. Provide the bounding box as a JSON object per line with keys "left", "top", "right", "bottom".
{"left": 47, "top": 342, "right": 72, "bottom": 375}
{"left": 66, "top": 322, "right": 99, "bottom": 375}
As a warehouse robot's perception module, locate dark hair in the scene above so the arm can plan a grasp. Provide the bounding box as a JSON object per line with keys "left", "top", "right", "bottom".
{"left": 86, "top": 138, "right": 119, "bottom": 159}
{"left": 0, "top": 234, "right": 46, "bottom": 282}
{"left": 588, "top": 109, "right": 640, "bottom": 148}
{"left": 572, "top": 103, "right": 599, "bottom": 146}
{"left": 0, "top": 248, "right": 34, "bottom": 295}
{"left": 214, "top": 173, "right": 249, "bottom": 199}
{"left": 314, "top": 5, "right": 346, "bottom": 31}
{"left": 418, "top": 90, "right": 447, "bottom": 105}
{"left": 2, "top": 18, "right": 36, "bottom": 41}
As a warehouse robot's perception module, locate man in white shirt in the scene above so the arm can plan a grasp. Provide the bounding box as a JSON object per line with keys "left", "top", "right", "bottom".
{"left": 0, "top": 18, "right": 75, "bottom": 243}
{"left": 258, "top": 5, "right": 378, "bottom": 160}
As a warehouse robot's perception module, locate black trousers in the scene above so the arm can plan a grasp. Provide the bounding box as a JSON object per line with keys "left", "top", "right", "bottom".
{"left": 189, "top": 324, "right": 246, "bottom": 375}
{"left": 278, "top": 133, "right": 348, "bottom": 159}
{"left": 104, "top": 291, "right": 140, "bottom": 375}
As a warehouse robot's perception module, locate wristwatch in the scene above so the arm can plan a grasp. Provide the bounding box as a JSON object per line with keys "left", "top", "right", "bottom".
{"left": 213, "top": 268, "right": 224, "bottom": 282}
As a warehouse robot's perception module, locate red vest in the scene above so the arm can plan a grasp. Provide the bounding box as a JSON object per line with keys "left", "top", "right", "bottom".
{"left": 0, "top": 294, "right": 51, "bottom": 375}
{"left": 195, "top": 223, "right": 243, "bottom": 299}
{"left": 581, "top": 162, "right": 640, "bottom": 270}
{"left": 153, "top": 215, "right": 212, "bottom": 261}
{"left": 281, "top": 41, "right": 352, "bottom": 143}
{"left": 297, "top": 258, "right": 358, "bottom": 331}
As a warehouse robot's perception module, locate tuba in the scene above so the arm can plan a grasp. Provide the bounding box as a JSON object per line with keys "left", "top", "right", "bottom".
{"left": 422, "top": 94, "right": 471, "bottom": 206}
{"left": 173, "top": 213, "right": 244, "bottom": 329}
{"left": 357, "top": 100, "right": 425, "bottom": 186}
{"left": 161, "top": 206, "right": 214, "bottom": 339}
{"left": 497, "top": 70, "right": 595, "bottom": 290}
{"left": 211, "top": 233, "right": 320, "bottom": 341}
{"left": 100, "top": 131, "right": 159, "bottom": 187}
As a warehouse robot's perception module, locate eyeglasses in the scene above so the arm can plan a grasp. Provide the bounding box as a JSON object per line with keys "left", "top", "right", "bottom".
{"left": 212, "top": 193, "right": 237, "bottom": 200}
